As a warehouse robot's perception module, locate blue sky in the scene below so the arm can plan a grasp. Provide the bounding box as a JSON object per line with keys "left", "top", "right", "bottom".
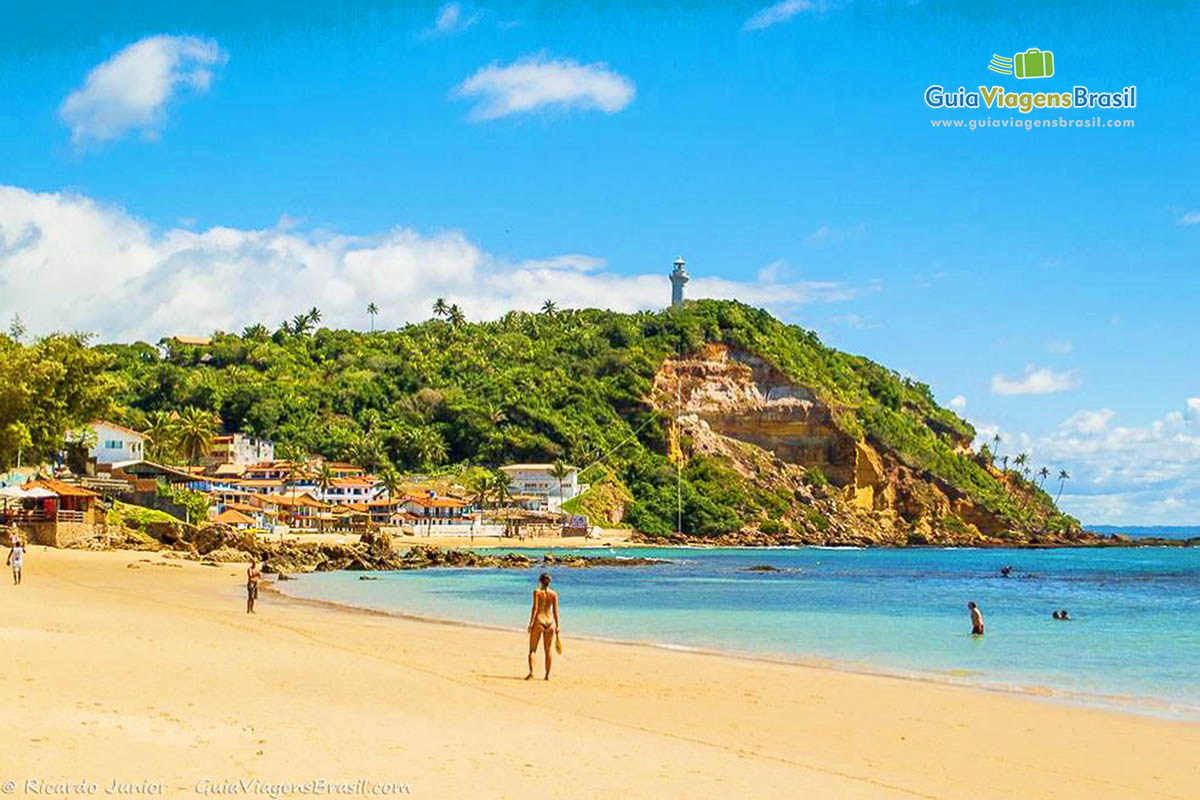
{"left": 1, "top": 1, "right": 1197, "bottom": 524}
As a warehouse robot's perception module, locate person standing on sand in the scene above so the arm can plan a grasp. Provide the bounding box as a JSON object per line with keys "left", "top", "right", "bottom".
{"left": 526, "top": 572, "right": 560, "bottom": 680}
{"left": 7, "top": 536, "right": 24, "bottom": 585}
{"left": 967, "top": 601, "right": 984, "bottom": 636}
{"left": 246, "top": 557, "right": 261, "bottom": 614}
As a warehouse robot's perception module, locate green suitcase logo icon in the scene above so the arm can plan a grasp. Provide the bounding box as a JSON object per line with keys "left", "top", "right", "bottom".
{"left": 1013, "top": 48, "right": 1054, "bottom": 79}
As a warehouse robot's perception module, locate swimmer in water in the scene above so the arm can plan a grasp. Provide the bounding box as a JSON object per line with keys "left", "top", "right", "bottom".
{"left": 525, "top": 572, "right": 560, "bottom": 681}
{"left": 967, "top": 601, "right": 984, "bottom": 636}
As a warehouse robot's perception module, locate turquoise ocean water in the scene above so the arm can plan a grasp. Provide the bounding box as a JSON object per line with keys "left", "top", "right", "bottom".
{"left": 277, "top": 546, "right": 1200, "bottom": 718}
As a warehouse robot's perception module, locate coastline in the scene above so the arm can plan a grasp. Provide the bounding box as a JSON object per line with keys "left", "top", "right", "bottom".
{"left": 7, "top": 546, "right": 1198, "bottom": 799}
{"left": 268, "top": 571, "right": 1200, "bottom": 722}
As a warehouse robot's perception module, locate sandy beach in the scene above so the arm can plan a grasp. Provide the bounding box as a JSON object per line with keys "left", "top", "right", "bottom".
{"left": 3, "top": 547, "right": 1197, "bottom": 799}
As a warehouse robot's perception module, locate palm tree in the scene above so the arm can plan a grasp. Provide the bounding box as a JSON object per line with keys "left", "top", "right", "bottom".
{"left": 492, "top": 469, "right": 513, "bottom": 508}
{"left": 290, "top": 314, "right": 312, "bottom": 336}
{"left": 378, "top": 467, "right": 402, "bottom": 502}
{"left": 315, "top": 462, "right": 335, "bottom": 534}
{"left": 367, "top": 302, "right": 379, "bottom": 332}
{"left": 1013, "top": 452, "right": 1029, "bottom": 478}
{"left": 469, "top": 472, "right": 495, "bottom": 509}
{"left": 406, "top": 427, "right": 447, "bottom": 469}
{"left": 447, "top": 304, "right": 466, "bottom": 328}
{"left": 484, "top": 401, "right": 507, "bottom": 426}
{"left": 1055, "top": 469, "right": 1071, "bottom": 503}
{"left": 541, "top": 299, "right": 558, "bottom": 316}
{"left": 432, "top": 298, "right": 448, "bottom": 319}
{"left": 176, "top": 407, "right": 216, "bottom": 466}
{"left": 307, "top": 307, "right": 323, "bottom": 328}
{"left": 279, "top": 445, "right": 308, "bottom": 531}
{"left": 143, "top": 410, "right": 178, "bottom": 463}
{"left": 242, "top": 323, "right": 269, "bottom": 342}
{"left": 1036, "top": 466, "right": 1050, "bottom": 488}
{"left": 549, "top": 459, "right": 570, "bottom": 516}
{"left": 991, "top": 433, "right": 1002, "bottom": 462}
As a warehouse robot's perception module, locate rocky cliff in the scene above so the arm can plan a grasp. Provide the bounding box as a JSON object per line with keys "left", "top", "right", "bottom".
{"left": 646, "top": 343, "right": 1085, "bottom": 546}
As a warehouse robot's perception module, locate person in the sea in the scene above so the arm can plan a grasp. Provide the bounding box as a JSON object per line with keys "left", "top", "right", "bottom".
{"left": 526, "top": 572, "right": 560, "bottom": 681}
{"left": 999, "top": 565, "right": 1013, "bottom": 577}
{"left": 7, "top": 535, "right": 24, "bottom": 585}
{"left": 246, "top": 556, "right": 261, "bottom": 614}
{"left": 1057, "top": 609, "right": 1071, "bottom": 621}
{"left": 967, "top": 601, "right": 984, "bottom": 636}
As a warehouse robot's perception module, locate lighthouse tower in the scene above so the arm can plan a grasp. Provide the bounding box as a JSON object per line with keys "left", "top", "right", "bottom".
{"left": 669, "top": 256, "right": 689, "bottom": 309}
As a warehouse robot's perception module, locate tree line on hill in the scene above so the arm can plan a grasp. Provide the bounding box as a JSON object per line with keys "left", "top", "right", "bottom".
{"left": 1, "top": 300, "right": 1077, "bottom": 537}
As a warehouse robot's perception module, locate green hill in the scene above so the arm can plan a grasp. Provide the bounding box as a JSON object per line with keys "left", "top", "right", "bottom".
{"left": 84, "top": 300, "right": 1077, "bottom": 544}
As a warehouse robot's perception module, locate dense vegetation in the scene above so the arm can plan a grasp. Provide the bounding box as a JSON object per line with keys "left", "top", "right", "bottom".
{"left": 0, "top": 332, "right": 114, "bottom": 469}
{"left": 4, "top": 301, "right": 1074, "bottom": 536}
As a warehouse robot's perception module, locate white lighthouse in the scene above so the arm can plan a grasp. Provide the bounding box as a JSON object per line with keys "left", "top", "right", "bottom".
{"left": 669, "top": 256, "right": 689, "bottom": 309}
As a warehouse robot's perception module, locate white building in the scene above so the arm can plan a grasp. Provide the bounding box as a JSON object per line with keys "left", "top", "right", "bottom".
{"left": 78, "top": 420, "right": 147, "bottom": 466}
{"left": 499, "top": 464, "right": 583, "bottom": 510}
{"left": 202, "top": 433, "right": 275, "bottom": 468}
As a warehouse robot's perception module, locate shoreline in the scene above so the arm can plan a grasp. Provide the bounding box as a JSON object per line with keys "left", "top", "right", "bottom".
{"left": 267, "top": 574, "right": 1200, "bottom": 722}
{"left": 8, "top": 547, "right": 1199, "bottom": 799}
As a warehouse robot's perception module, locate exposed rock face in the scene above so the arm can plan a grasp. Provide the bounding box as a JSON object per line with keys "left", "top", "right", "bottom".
{"left": 647, "top": 344, "right": 1083, "bottom": 546}
{"left": 654, "top": 345, "right": 858, "bottom": 485}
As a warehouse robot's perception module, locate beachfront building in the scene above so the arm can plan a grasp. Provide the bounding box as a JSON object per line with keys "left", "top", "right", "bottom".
{"left": 212, "top": 508, "right": 257, "bottom": 529}
{"left": 365, "top": 497, "right": 419, "bottom": 528}
{"left": 315, "top": 476, "right": 377, "bottom": 506}
{"left": 325, "top": 462, "right": 367, "bottom": 479}
{"left": 75, "top": 421, "right": 146, "bottom": 467}
{"left": 201, "top": 434, "right": 275, "bottom": 470}
{"left": 498, "top": 464, "right": 583, "bottom": 510}
{"left": 246, "top": 492, "right": 325, "bottom": 530}
{"left": 403, "top": 491, "right": 471, "bottom": 526}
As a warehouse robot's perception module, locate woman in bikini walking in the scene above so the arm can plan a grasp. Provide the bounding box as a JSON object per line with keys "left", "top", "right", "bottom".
{"left": 525, "top": 572, "right": 560, "bottom": 680}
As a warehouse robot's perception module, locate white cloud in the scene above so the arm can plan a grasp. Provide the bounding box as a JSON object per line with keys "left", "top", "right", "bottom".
{"left": 804, "top": 222, "right": 868, "bottom": 245}
{"left": 423, "top": 3, "right": 479, "bottom": 37}
{"left": 1038, "top": 400, "right": 1200, "bottom": 524}
{"left": 743, "top": 0, "right": 815, "bottom": 32}
{"left": 1061, "top": 408, "right": 1116, "bottom": 434}
{"left": 949, "top": 395, "right": 967, "bottom": 411}
{"left": 0, "top": 185, "right": 857, "bottom": 342}
{"left": 1177, "top": 211, "right": 1200, "bottom": 226}
{"left": 830, "top": 312, "right": 880, "bottom": 330}
{"left": 59, "top": 35, "right": 227, "bottom": 144}
{"left": 977, "top": 400, "right": 1200, "bottom": 525}
{"left": 990, "top": 365, "right": 1080, "bottom": 396}
{"left": 453, "top": 55, "right": 635, "bottom": 120}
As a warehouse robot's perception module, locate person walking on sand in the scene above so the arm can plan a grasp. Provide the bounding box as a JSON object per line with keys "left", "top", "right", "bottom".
{"left": 246, "top": 556, "right": 261, "bottom": 614}
{"left": 7, "top": 536, "right": 24, "bottom": 585}
{"left": 526, "top": 572, "right": 560, "bottom": 680}
{"left": 967, "top": 601, "right": 984, "bottom": 636}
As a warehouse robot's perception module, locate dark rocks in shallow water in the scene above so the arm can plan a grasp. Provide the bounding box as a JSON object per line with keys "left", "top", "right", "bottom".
{"left": 744, "top": 564, "right": 781, "bottom": 572}
{"left": 148, "top": 535, "right": 667, "bottom": 574}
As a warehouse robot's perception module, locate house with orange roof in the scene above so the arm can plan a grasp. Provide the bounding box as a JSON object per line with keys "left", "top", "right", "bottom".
{"left": 317, "top": 475, "right": 378, "bottom": 506}
{"left": 402, "top": 490, "right": 472, "bottom": 526}
{"left": 365, "top": 497, "right": 420, "bottom": 527}
{"left": 213, "top": 508, "right": 257, "bottom": 529}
